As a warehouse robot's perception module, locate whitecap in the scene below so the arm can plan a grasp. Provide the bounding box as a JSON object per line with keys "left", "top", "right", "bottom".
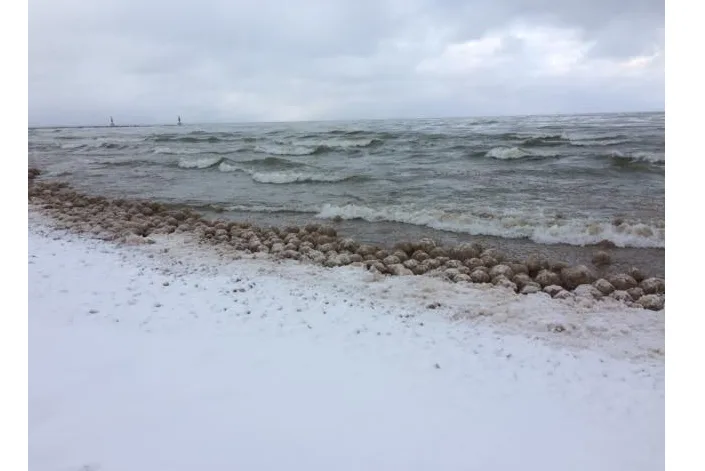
{"left": 177, "top": 156, "right": 223, "bottom": 169}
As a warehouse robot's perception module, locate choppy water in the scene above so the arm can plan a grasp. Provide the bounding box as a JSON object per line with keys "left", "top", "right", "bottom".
{"left": 28, "top": 112, "right": 665, "bottom": 273}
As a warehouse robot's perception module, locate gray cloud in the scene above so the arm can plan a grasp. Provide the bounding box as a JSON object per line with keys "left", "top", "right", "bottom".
{"left": 29, "top": 0, "right": 664, "bottom": 125}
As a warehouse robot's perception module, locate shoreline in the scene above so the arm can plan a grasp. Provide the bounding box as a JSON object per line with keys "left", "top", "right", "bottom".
{"left": 28, "top": 208, "right": 666, "bottom": 363}
{"left": 33, "top": 172, "right": 666, "bottom": 268}
{"left": 204, "top": 207, "right": 665, "bottom": 279}
{"left": 27, "top": 168, "right": 665, "bottom": 311}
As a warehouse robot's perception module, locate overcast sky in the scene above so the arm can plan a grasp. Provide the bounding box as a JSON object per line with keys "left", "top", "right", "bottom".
{"left": 29, "top": 0, "right": 664, "bottom": 125}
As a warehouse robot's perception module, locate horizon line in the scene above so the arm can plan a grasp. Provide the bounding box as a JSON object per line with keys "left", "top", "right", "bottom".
{"left": 28, "top": 109, "right": 665, "bottom": 129}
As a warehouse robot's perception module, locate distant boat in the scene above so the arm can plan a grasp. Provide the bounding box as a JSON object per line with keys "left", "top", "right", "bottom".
{"left": 110, "top": 116, "right": 115, "bottom": 127}
{"left": 177, "top": 116, "right": 182, "bottom": 126}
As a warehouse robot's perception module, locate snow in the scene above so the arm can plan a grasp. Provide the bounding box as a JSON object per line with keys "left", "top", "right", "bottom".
{"left": 28, "top": 216, "right": 664, "bottom": 471}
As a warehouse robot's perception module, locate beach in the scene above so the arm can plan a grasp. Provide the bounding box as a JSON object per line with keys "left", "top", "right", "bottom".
{"left": 29, "top": 177, "right": 664, "bottom": 470}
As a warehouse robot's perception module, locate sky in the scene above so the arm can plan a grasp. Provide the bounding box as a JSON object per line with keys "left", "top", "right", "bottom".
{"left": 28, "top": 0, "right": 664, "bottom": 125}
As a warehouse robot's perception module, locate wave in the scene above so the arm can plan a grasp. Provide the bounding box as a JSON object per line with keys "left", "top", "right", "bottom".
{"left": 308, "top": 130, "right": 395, "bottom": 139}
{"left": 566, "top": 134, "right": 635, "bottom": 147}
{"left": 500, "top": 133, "right": 636, "bottom": 148}
{"left": 213, "top": 159, "right": 366, "bottom": 184}
{"left": 324, "top": 138, "right": 382, "bottom": 149}
{"left": 217, "top": 162, "right": 242, "bottom": 173}
{"left": 250, "top": 171, "right": 368, "bottom": 185}
{"left": 224, "top": 203, "right": 319, "bottom": 214}
{"left": 570, "top": 139, "right": 631, "bottom": 147}
{"left": 177, "top": 156, "right": 224, "bottom": 169}
{"left": 149, "top": 131, "right": 385, "bottom": 148}
{"left": 574, "top": 134, "right": 631, "bottom": 142}
{"left": 218, "top": 157, "right": 308, "bottom": 173}
{"left": 175, "top": 155, "right": 310, "bottom": 173}
{"left": 98, "top": 142, "right": 130, "bottom": 150}
{"left": 485, "top": 147, "right": 532, "bottom": 160}
{"left": 153, "top": 147, "right": 204, "bottom": 155}
{"left": 315, "top": 204, "right": 664, "bottom": 248}
{"left": 253, "top": 144, "right": 320, "bottom": 156}
{"left": 152, "top": 135, "right": 223, "bottom": 143}
{"left": 60, "top": 143, "right": 88, "bottom": 150}
{"left": 484, "top": 133, "right": 633, "bottom": 149}
{"left": 29, "top": 142, "right": 57, "bottom": 151}
{"left": 254, "top": 138, "right": 382, "bottom": 156}
{"left": 326, "top": 129, "right": 368, "bottom": 136}
{"left": 58, "top": 141, "right": 130, "bottom": 151}
{"left": 484, "top": 146, "right": 564, "bottom": 161}
{"left": 240, "top": 156, "right": 306, "bottom": 169}
{"left": 520, "top": 135, "right": 570, "bottom": 147}
{"left": 96, "top": 158, "right": 169, "bottom": 169}
{"left": 605, "top": 150, "right": 664, "bottom": 165}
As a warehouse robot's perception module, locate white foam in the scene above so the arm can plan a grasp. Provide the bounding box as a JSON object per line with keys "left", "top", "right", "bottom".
{"left": 317, "top": 137, "right": 376, "bottom": 148}
{"left": 254, "top": 144, "right": 317, "bottom": 156}
{"left": 530, "top": 220, "right": 665, "bottom": 248}
{"left": 177, "top": 156, "right": 223, "bottom": 169}
{"left": 316, "top": 204, "right": 665, "bottom": 248}
{"left": 217, "top": 164, "right": 350, "bottom": 184}
{"left": 60, "top": 142, "right": 86, "bottom": 150}
{"left": 571, "top": 139, "right": 631, "bottom": 147}
{"left": 608, "top": 150, "right": 665, "bottom": 164}
{"left": 224, "top": 203, "right": 319, "bottom": 213}
{"left": 486, "top": 146, "right": 531, "bottom": 160}
{"left": 154, "top": 147, "right": 202, "bottom": 155}
{"left": 217, "top": 161, "right": 241, "bottom": 173}
{"left": 628, "top": 151, "right": 665, "bottom": 164}
{"left": 254, "top": 138, "right": 377, "bottom": 156}
{"left": 250, "top": 171, "right": 351, "bottom": 184}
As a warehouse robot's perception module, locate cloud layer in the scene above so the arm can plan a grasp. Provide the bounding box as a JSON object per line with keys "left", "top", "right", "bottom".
{"left": 29, "top": 0, "right": 664, "bottom": 125}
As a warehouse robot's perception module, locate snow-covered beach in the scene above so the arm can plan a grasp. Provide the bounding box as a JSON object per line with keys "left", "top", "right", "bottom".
{"left": 29, "top": 210, "right": 664, "bottom": 471}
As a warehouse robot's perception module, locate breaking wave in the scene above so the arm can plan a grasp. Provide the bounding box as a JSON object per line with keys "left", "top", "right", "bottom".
{"left": 254, "top": 138, "right": 382, "bottom": 156}
{"left": 177, "top": 156, "right": 224, "bottom": 169}
{"left": 152, "top": 135, "right": 223, "bottom": 143}
{"left": 60, "top": 143, "right": 88, "bottom": 150}
{"left": 315, "top": 204, "right": 664, "bottom": 248}
{"left": 217, "top": 162, "right": 241, "bottom": 173}
{"left": 253, "top": 144, "right": 320, "bottom": 156}
{"left": 176, "top": 156, "right": 311, "bottom": 174}
{"left": 485, "top": 147, "right": 532, "bottom": 160}
{"left": 213, "top": 159, "right": 368, "bottom": 184}
{"left": 570, "top": 138, "right": 631, "bottom": 147}
{"left": 224, "top": 203, "right": 319, "bottom": 214}
{"left": 494, "top": 132, "right": 637, "bottom": 148}
{"left": 520, "top": 135, "right": 569, "bottom": 147}
{"left": 58, "top": 141, "right": 130, "bottom": 151}
{"left": 237, "top": 157, "right": 306, "bottom": 169}
{"left": 250, "top": 171, "right": 368, "bottom": 185}
{"left": 153, "top": 147, "right": 204, "bottom": 155}
{"left": 605, "top": 151, "right": 665, "bottom": 165}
